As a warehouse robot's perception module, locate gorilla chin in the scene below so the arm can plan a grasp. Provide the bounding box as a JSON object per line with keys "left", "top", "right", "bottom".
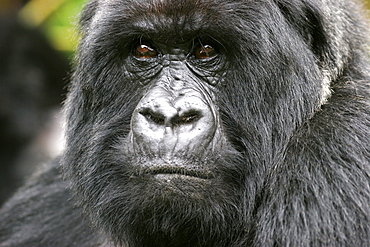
{"left": 120, "top": 150, "right": 242, "bottom": 204}
{"left": 101, "top": 155, "right": 244, "bottom": 247}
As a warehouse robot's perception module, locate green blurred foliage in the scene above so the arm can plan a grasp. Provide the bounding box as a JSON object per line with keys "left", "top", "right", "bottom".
{"left": 42, "top": 0, "right": 85, "bottom": 54}
{"left": 19, "top": 0, "right": 86, "bottom": 57}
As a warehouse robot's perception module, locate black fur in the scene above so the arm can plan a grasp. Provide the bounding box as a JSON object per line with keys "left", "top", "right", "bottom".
{"left": 1, "top": 0, "right": 369, "bottom": 246}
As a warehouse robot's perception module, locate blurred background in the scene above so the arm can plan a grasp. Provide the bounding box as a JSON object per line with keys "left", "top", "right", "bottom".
{"left": 0, "top": 0, "right": 370, "bottom": 206}
{"left": 1, "top": 0, "right": 85, "bottom": 57}
{"left": 0, "top": 0, "right": 84, "bottom": 205}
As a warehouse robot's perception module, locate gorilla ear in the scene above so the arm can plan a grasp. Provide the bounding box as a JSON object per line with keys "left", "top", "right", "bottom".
{"left": 275, "top": 0, "right": 329, "bottom": 61}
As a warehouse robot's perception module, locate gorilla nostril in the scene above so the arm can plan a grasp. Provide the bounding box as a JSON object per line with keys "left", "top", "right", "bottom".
{"left": 140, "top": 108, "right": 202, "bottom": 127}
{"left": 140, "top": 109, "right": 166, "bottom": 125}
{"left": 172, "top": 110, "right": 202, "bottom": 126}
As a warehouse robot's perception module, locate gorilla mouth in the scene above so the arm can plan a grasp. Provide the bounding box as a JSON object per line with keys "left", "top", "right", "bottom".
{"left": 135, "top": 165, "right": 214, "bottom": 179}
{"left": 150, "top": 168, "right": 212, "bottom": 179}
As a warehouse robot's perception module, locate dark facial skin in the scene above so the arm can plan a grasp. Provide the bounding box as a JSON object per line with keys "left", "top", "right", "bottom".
{"left": 128, "top": 39, "right": 225, "bottom": 180}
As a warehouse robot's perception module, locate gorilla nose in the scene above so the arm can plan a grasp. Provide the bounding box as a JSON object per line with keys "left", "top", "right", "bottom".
{"left": 130, "top": 87, "right": 217, "bottom": 154}
{"left": 139, "top": 107, "right": 202, "bottom": 127}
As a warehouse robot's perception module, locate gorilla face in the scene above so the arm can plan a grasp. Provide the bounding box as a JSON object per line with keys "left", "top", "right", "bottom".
{"left": 64, "top": 0, "right": 327, "bottom": 245}
{"left": 128, "top": 38, "right": 226, "bottom": 177}
{"left": 113, "top": 37, "right": 244, "bottom": 245}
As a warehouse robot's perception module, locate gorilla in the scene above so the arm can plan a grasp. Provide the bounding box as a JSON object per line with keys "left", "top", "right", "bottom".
{"left": 0, "top": 0, "right": 369, "bottom": 246}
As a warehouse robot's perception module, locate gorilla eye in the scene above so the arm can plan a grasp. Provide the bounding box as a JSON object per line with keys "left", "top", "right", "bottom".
{"left": 194, "top": 42, "right": 217, "bottom": 59}
{"left": 134, "top": 41, "right": 157, "bottom": 59}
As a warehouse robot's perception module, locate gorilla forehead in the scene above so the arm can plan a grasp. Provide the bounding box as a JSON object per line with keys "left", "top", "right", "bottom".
{"left": 88, "top": 0, "right": 273, "bottom": 44}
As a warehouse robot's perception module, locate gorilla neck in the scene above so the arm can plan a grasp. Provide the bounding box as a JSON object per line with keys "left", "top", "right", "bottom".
{"left": 119, "top": 200, "right": 246, "bottom": 247}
